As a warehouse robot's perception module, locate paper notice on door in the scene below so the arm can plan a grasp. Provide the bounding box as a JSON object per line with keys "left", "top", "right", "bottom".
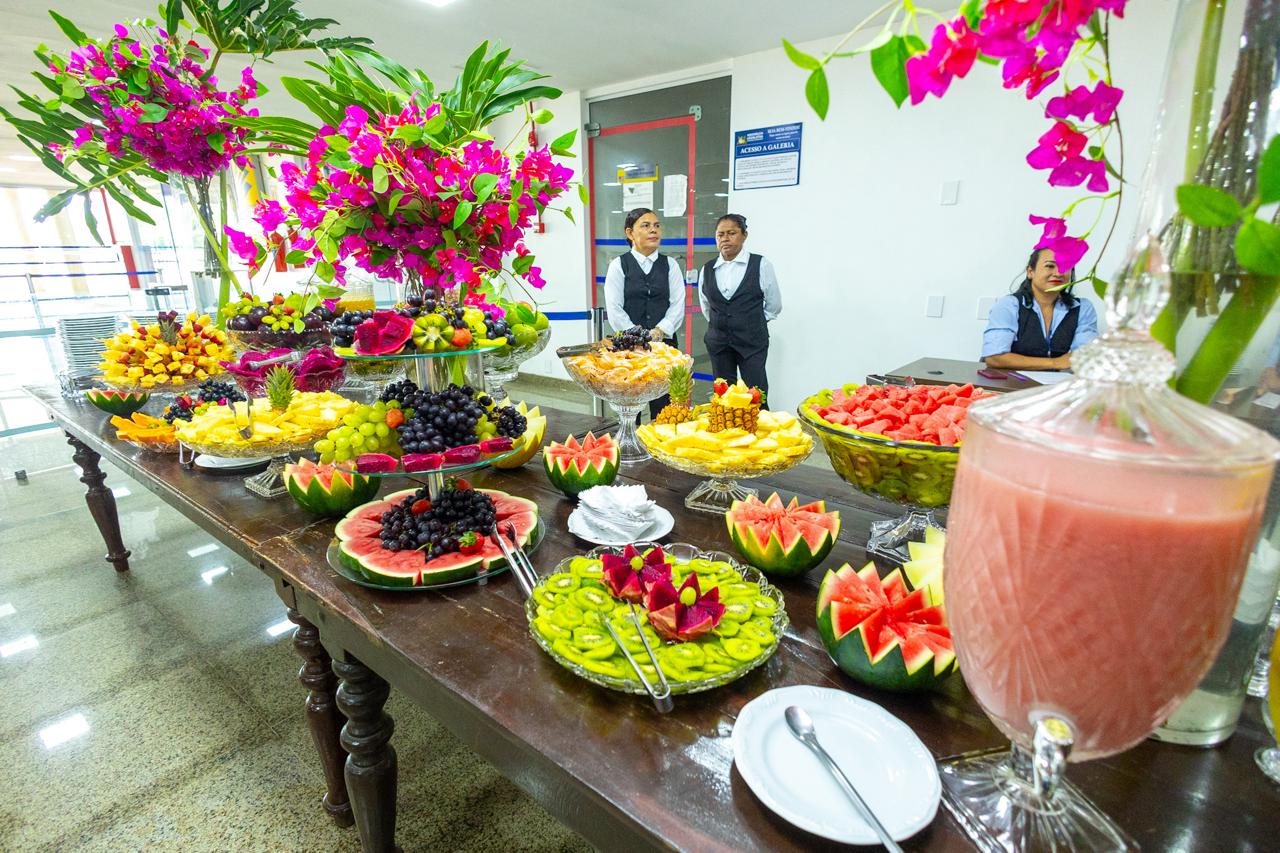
{"left": 663, "top": 174, "right": 687, "bottom": 217}
{"left": 622, "top": 180, "right": 653, "bottom": 210}
{"left": 1254, "top": 392, "right": 1280, "bottom": 410}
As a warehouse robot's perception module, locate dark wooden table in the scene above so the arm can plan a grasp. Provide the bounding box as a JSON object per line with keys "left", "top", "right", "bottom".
{"left": 882, "top": 358, "right": 1042, "bottom": 393}
{"left": 27, "top": 385, "right": 1280, "bottom": 852}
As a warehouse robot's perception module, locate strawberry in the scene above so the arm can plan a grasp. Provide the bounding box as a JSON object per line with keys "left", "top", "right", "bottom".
{"left": 384, "top": 408, "right": 405, "bottom": 429}
{"left": 458, "top": 531, "right": 484, "bottom": 555}
{"left": 451, "top": 327, "right": 473, "bottom": 348}
{"left": 713, "top": 379, "right": 728, "bottom": 396}
{"left": 452, "top": 477, "right": 472, "bottom": 491}
{"left": 750, "top": 388, "right": 762, "bottom": 404}
{"left": 411, "top": 499, "right": 431, "bottom": 515}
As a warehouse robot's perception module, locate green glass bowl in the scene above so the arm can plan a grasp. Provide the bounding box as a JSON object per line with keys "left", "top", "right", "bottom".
{"left": 799, "top": 386, "right": 960, "bottom": 508}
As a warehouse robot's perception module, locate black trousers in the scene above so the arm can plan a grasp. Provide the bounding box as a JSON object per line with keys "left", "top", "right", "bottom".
{"left": 707, "top": 340, "right": 769, "bottom": 404}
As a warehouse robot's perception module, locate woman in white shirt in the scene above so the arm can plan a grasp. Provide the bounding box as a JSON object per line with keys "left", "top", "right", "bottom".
{"left": 603, "top": 207, "right": 687, "bottom": 417}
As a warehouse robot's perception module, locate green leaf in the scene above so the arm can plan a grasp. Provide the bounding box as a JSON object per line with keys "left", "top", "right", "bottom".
{"left": 386, "top": 189, "right": 406, "bottom": 214}
{"left": 531, "top": 108, "right": 553, "bottom": 124}
{"left": 577, "top": 183, "right": 589, "bottom": 206}
{"left": 472, "top": 172, "right": 498, "bottom": 202}
{"left": 316, "top": 261, "right": 336, "bottom": 283}
{"left": 904, "top": 35, "right": 927, "bottom": 54}
{"left": 512, "top": 253, "right": 535, "bottom": 275}
{"left": 285, "top": 249, "right": 306, "bottom": 264}
{"left": 550, "top": 128, "right": 576, "bottom": 155}
{"left": 324, "top": 133, "right": 351, "bottom": 152}
{"left": 959, "top": 0, "right": 983, "bottom": 29}
{"left": 318, "top": 234, "right": 338, "bottom": 262}
{"left": 35, "top": 188, "right": 78, "bottom": 221}
{"left": 60, "top": 77, "right": 84, "bottom": 101}
{"left": 81, "top": 193, "right": 101, "bottom": 244}
{"left": 391, "top": 124, "right": 422, "bottom": 143}
{"left": 1236, "top": 218, "right": 1280, "bottom": 275}
{"left": 1258, "top": 134, "right": 1280, "bottom": 205}
{"left": 782, "top": 39, "right": 822, "bottom": 71}
{"left": 424, "top": 111, "right": 446, "bottom": 135}
{"left": 562, "top": 206, "right": 575, "bottom": 225}
{"left": 372, "top": 164, "right": 388, "bottom": 193}
{"left": 509, "top": 201, "right": 519, "bottom": 226}
{"left": 293, "top": 317, "right": 305, "bottom": 333}
{"left": 48, "top": 11, "right": 89, "bottom": 46}
{"left": 206, "top": 131, "right": 226, "bottom": 153}
{"left": 870, "top": 36, "right": 910, "bottom": 109}
{"left": 1176, "top": 183, "right": 1243, "bottom": 228}
{"left": 805, "top": 68, "right": 830, "bottom": 120}
{"left": 452, "top": 201, "right": 474, "bottom": 229}
{"left": 139, "top": 103, "right": 168, "bottom": 124}
{"left": 316, "top": 284, "right": 346, "bottom": 299}
{"left": 516, "top": 303, "right": 536, "bottom": 324}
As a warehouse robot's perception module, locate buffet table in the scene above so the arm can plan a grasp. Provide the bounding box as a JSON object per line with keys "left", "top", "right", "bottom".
{"left": 27, "top": 384, "right": 1280, "bottom": 851}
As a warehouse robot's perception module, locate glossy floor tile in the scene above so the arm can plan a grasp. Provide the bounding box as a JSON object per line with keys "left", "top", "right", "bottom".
{"left": 0, "top": 428, "right": 593, "bottom": 852}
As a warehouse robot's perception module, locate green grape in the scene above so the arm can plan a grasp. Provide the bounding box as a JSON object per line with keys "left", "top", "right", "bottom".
{"left": 359, "top": 423, "right": 376, "bottom": 436}
{"left": 365, "top": 409, "right": 382, "bottom": 423}
{"left": 350, "top": 433, "right": 366, "bottom": 449}
{"left": 342, "top": 413, "right": 360, "bottom": 428}
{"left": 335, "top": 448, "right": 351, "bottom": 462}
{"left": 374, "top": 423, "right": 389, "bottom": 438}
{"left": 315, "top": 439, "right": 334, "bottom": 454}
{"left": 320, "top": 451, "right": 335, "bottom": 463}
{"left": 335, "top": 435, "right": 350, "bottom": 448}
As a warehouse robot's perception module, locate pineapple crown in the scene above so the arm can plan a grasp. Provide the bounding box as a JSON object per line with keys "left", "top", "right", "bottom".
{"left": 265, "top": 364, "right": 296, "bottom": 411}
{"left": 667, "top": 363, "right": 692, "bottom": 406}
{"left": 157, "top": 310, "right": 180, "bottom": 345}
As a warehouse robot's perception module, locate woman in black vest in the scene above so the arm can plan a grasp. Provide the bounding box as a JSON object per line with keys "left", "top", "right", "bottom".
{"left": 981, "top": 248, "right": 1098, "bottom": 371}
{"left": 603, "top": 207, "right": 687, "bottom": 418}
{"left": 698, "top": 214, "right": 782, "bottom": 399}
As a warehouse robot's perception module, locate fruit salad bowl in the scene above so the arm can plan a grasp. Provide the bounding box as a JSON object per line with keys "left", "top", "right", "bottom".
{"left": 483, "top": 325, "right": 552, "bottom": 404}
{"left": 640, "top": 429, "right": 815, "bottom": 514}
{"left": 799, "top": 390, "right": 959, "bottom": 559}
{"left": 225, "top": 327, "right": 333, "bottom": 356}
{"left": 526, "top": 542, "right": 789, "bottom": 696}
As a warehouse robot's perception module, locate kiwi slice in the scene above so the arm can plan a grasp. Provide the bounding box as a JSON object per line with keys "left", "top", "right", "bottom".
{"left": 571, "top": 627, "right": 618, "bottom": 660}
{"left": 713, "top": 620, "right": 741, "bottom": 638}
{"left": 659, "top": 643, "right": 706, "bottom": 670}
{"left": 722, "top": 637, "right": 763, "bottom": 662}
{"left": 549, "top": 602, "right": 585, "bottom": 629}
{"left": 553, "top": 637, "right": 587, "bottom": 665}
{"left": 702, "top": 643, "right": 733, "bottom": 666}
{"left": 701, "top": 662, "right": 735, "bottom": 676}
{"left": 751, "top": 596, "right": 778, "bottom": 616}
{"left": 569, "top": 556, "right": 603, "bottom": 579}
{"left": 533, "top": 588, "right": 560, "bottom": 610}
{"left": 720, "top": 582, "right": 758, "bottom": 600}
{"left": 738, "top": 621, "right": 775, "bottom": 647}
{"left": 721, "top": 600, "right": 754, "bottom": 622}
{"left": 533, "top": 617, "right": 569, "bottom": 642}
{"left": 535, "top": 604, "right": 553, "bottom": 620}
{"left": 545, "top": 573, "right": 581, "bottom": 594}
{"left": 580, "top": 657, "right": 629, "bottom": 679}
{"left": 571, "top": 586, "right": 613, "bottom": 612}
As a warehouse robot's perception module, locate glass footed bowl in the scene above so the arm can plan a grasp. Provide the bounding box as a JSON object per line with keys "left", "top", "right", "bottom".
{"left": 484, "top": 325, "right": 552, "bottom": 373}
{"left": 561, "top": 345, "right": 690, "bottom": 407}
{"left": 798, "top": 392, "right": 959, "bottom": 508}
{"left": 526, "top": 542, "right": 789, "bottom": 696}
{"left": 641, "top": 430, "right": 814, "bottom": 479}
{"left": 225, "top": 327, "right": 333, "bottom": 355}
{"left": 98, "top": 374, "right": 207, "bottom": 396}
{"left": 121, "top": 436, "right": 180, "bottom": 454}
{"left": 176, "top": 435, "right": 317, "bottom": 459}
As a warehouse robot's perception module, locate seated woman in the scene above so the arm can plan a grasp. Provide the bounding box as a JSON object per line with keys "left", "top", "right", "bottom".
{"left": 981, "top": 248, "right": 1099, "bottom": 370}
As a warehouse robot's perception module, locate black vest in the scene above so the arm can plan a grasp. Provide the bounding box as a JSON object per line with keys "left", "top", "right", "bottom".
{"left": 1012, "top": 294, "right": 1079, "bottom": 359}
{"left": 701, "top": 253, "right": 768, "bottom": 351}
{"left": 619, "top": 252, "right": 670, "bottom": 331}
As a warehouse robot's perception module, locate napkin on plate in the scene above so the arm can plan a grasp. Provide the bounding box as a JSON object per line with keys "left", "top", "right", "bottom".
{"left": 574, "top": 484, "right": 657, "bottom": 541}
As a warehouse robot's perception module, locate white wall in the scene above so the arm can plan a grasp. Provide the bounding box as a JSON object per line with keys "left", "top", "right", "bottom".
{"left": 487, "top": 93, "right": 591, "bottom": 381}
{"left": 727, "top": 2, "right": 1176, "bottom": 411}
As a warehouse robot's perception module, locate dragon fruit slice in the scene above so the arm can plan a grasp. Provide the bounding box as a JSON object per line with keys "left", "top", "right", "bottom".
{"left": 355, "top": 452, "right": 398, "bottom": 473}
{"left": 646, "top": 575, "right": 724, "bottom": 642}
{"left": 480, "top": 437, "right": 514, "bottom": 453}
{"left": 443, "top": 444, "right": 482, "bottom": 464}
{"left": 400, "top": 453, "right": 444, "bottom": 473}
{"left": 353, "top": 311, "right": 414, "bottom": 356}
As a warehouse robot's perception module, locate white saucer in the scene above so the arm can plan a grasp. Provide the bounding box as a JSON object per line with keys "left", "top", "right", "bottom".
{"left": 732, "top": 684, "right": 940, "bottom": 845}
{"left": 194, "top": 453, "right": 271, "bottom": 471}
{"left": 566, "top": 505, "right": 674, "bottom": 546}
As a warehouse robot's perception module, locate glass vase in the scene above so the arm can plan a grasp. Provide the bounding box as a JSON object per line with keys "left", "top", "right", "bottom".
{"left": 1123, "top": 0, "right": 1280, "bottom": 746}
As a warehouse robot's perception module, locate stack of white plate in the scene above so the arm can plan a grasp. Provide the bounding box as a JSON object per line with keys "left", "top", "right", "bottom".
{"left": 57, "top": 314, "right": 120, "bottom": 378}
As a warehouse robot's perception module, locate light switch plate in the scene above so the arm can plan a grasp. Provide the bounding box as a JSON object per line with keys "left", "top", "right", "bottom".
{"left": 926, "top": 294, "right": 945, "bottom": 318}
{"left": 977, "top": 296, "right": 997, "bottom": 319}
{"left": 940, "top": 180, "right": 960, "bottom": 205}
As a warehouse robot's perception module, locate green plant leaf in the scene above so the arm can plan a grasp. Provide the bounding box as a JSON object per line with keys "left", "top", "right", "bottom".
{"left": 372, "top": 164, "right": 388, "bottom": 193}
{"left": 318, "top": 234, "right": 338, "bottom": 262}
{"left": 959, "top": 0, "right": 983, "bottom": 28}
{"left": 782, "top": 39, "right": 822, "bottom": 71}
{"left": 206, "top": 131, "right": 226, "bottom": 153}
{"left": 577, "top": 183, "right": 589, "bottom": 205}
{"left": 316, "top": 260, "right": 336, "bottom": 283}
{"left": 325, "top": 133, "right": 351, "bottom": 151}
{"left": 139, "top": 103, "right": 168, "bottom": 124}
{"left": 531, "top": 108, "right": 553, "bottom": 124}
{"left": 60, "top": 76, "right": 84, "bottom": 101}
{"left": 805, "top": 68, "right": 829, "bottom": 120}
{"left": 316, "top": 284, "right": 346, "bottom": 299}
{"left": 391, "top": 124, "right": 421, "bottom": 143}
{"left": 1176, "top": 183, "right": 1243, "bottom": 228}
{"left": 285, "top": 249, "right": 306, "bottom": 264}
{"left": 550, "top": 128, "right": 576, "bottom": 155}
{"left": 473, "top": 172, "right": 498, "bottom": 202}
{"left": 1258, "top": 134, "right": 1280, "bottom": 205}
{"left": 562, "top": 206, "right": 575, "bottom": 225}
{"left": 870, "top": 36, "right": 910, "bottom": 109}
{"left": 452, "top": 200, "right": 474, "bottom": 229}
{"left": 904, "top": 35, "right": 926, "bottom": 54}
{"left": 48, "top": 11, "right": 89, "bottom": 46}
{"left": 1236, "top": 218, "right": 1280, "bottom": 276}
{"left": 512, "top": 253, "right": 535, "bottom": 274}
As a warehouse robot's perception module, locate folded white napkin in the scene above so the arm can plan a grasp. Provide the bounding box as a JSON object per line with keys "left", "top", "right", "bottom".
{"left": 575, "top": 485, "right": 657, "bottom": 540}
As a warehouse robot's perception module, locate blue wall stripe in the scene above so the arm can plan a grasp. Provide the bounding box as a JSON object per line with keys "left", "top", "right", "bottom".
{"left": 594, "top": 238, "right": 715, "bottom": 247}
{"left": 692, "top": 372, "right": 714, "bottom": 382}
{"left": 543, "top": 310, "right": 591, "bottom": 321}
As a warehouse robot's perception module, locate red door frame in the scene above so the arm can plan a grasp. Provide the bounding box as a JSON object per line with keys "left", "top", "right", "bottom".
{"left": 587, "top": 114, "right": 697, "bottom": 354}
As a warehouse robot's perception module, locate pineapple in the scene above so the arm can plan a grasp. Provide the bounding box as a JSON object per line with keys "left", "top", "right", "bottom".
{"left": 655, "top": 364, "right": 695, "bottom": 425}
{"left": 707, "top": 378, "right": 762, "bottom": 433}
{"left": 265, "top": 364, "right": 296, "bottom": 412}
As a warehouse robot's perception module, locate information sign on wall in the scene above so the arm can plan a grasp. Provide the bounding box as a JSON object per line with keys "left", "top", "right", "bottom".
{"left": 732, "top": 123, "right": 802, "bottom": 191}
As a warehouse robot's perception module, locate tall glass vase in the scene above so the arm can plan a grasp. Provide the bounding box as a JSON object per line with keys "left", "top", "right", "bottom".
{"left": 1125, "top": 0, "right": 1280, "bottom": 746}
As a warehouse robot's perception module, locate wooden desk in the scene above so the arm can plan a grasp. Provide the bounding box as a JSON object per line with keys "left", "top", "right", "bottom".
{"left": 882, "top": 357, "right": 1041, "bottom": 393}
{"left": 28, "top": 385, "right": 1280, "bottom": 852}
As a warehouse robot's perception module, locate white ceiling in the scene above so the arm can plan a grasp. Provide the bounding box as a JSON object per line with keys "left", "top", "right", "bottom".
{"left": 0, "top": 0, "right": 858, "bottom": 187}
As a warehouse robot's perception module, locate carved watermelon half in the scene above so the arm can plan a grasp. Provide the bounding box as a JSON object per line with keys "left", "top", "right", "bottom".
{"left": 334, "top": 488, "right": 540, "bottom": 587}
{"left": 725, "top": 492, "right": 839, "bottom": 576}
{"left": 284, "top": 458, "right": 381, "bottom": 517}
{"left": 86, "top": 388, "right": 149, "bottom": 416}
{"left": 816, "top": 562, "right": 957, "bottom": 691}
{"left": 543, "top": 431, "right": 619, "bottom": 497}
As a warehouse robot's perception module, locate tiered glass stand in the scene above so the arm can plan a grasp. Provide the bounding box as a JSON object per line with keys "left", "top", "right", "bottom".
{"left": 483, "top": 326, "right": 551, "bottom": 405}
{"left": 640, "top": 433, "right": 815, "bottom": 514}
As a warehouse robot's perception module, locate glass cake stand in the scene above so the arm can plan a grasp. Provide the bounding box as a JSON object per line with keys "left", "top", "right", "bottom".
{"left": 483, "top": 326, "right": 551, "bottom": 405}
{"left": 640, "top": 431, "right": 815, "bottom": 513}
{"left": 561, "top": 351, "right": 690, "bottom": 464}
{"left": 177, "top": 436, "right": 316, "bottom": 498}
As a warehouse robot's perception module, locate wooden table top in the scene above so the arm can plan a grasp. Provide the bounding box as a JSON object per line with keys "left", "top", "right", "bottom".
{"left": 882, "top": 358, "right": 1042, "bottom": 393}
{"left": 29, "top": 385, "right": 1280, "bottom": 851}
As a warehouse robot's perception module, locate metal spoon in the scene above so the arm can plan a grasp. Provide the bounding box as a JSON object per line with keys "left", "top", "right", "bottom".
{"left": 784, "top": 705, "right": 903, "bottom": 852}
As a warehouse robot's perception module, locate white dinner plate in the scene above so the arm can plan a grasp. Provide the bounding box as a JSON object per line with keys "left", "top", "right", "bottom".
{"left": 193, "top": 453, "right": 271, "bottom": 470}
{"left": 732, "top": 684, "right": 940, "bottom": 845}
{"left": 566, "top": 505, "right": 674, "bottom": 546}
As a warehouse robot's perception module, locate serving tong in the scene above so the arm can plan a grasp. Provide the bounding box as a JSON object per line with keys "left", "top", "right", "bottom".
{"left": 491, "top": 521, "right": 539, "bottom": 597}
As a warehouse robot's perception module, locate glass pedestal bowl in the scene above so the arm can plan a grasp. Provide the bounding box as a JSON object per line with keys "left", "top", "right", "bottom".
{"left": 640, "top": 427, "right": 815, "bottom": 514}
{"left": 177, "top": 436, "right": 316, "bottom": 498}
{"left": 798, "top": 396, "right": 957, "bottom": 561}
{"left": 561, "top": 347, "right": 690, "bottom": 464}
{"left": 483, "top": 326, "right": 551, "bottom": 404}
{"left": 224, "top": 327, "right": 333, "bottom": 356}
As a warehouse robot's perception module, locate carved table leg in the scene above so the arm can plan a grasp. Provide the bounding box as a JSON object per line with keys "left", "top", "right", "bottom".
{"left": 288, "top": 609, "right": 353, "bottom": 828}
{"left": 66, "top": 432, "right": 131, "bottom": 572}
{"left": 334, "top": 655, "right": 399, "bottom": 853}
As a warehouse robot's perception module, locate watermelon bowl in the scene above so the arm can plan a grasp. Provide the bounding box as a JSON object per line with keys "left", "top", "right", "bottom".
{"left": 526, "top": 542, "right": 789, "bottom": 696}
{"left": 799, "top": 386, "right": 961, "bottom": 560}
{"left": 328, "top": 487, "right": 543, "bottom": 590}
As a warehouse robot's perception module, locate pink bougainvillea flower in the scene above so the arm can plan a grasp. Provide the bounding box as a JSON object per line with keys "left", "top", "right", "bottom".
{"left": 224, "top": 226, "right": 259, "bottom": 269}
{"left": 1046, "top": 81, "right": 1124, "bottom": 124}
{"left": 1002, "top": 50, "right": 1061, "bottom": 98}
{"left": 252, "top": 199, "right": 286, "bottom": 232}
{"left": 905, "top": 18, "right": 980, "bottom": 105}
{"left": 981, "top": 0, "right": 1050, "bottom": 31}
{"left": 1026, "top": 121, "right": 1088, "bottom": 170}
{"left": 1029, "top": 214, "right": 1088, "bottom": 273}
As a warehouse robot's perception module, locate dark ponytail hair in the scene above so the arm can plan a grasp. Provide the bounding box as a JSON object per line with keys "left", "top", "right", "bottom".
{"left": 1015, "top": 248, "right": 1077, "bottom": 307}
{"left": 624, "top": 208, "right": 656, "bottom": 246}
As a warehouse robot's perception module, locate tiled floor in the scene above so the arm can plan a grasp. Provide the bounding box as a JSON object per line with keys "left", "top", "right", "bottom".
{"left": 0, "top": 412, "right": 592, "bottom": 852}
